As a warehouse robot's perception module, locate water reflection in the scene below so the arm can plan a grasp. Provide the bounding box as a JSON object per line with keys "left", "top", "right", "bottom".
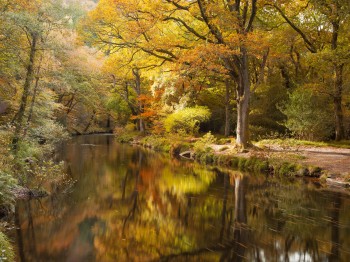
{"left": 15, "top": 135, "right": 350, "bottom": 261}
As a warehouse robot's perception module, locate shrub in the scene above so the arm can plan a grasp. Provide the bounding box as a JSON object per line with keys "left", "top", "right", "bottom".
{"left": 278, "top": 88, "right": 333, "bottom": 140}
{"left": 125, "top": 123, "right": 136, "bottom": 132}
{"left": 193, "top": 132, "right": 217, "bottom": 155}
{"left": 29, "top": 119, "right": 69, "bottom": 145}
{"left": 141, "top": 135, "right": 171, "bottom": 152}
{"left": 164, "top": 106, "right": 211, "bottom": 135}
{"left": 0, "top": 171, "right": 17, "bottom": 212}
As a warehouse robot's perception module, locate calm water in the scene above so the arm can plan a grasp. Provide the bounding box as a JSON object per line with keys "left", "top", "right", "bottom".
{"left": 14, "top": 135, "right": 350, "bottom": 261}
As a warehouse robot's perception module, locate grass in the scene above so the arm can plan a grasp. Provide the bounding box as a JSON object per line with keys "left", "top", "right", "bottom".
{"left": 115, "top": 131, "right": 326, "bottom": 178}
{"left": 0, "top": 232, "right": 15, "bottom": 262}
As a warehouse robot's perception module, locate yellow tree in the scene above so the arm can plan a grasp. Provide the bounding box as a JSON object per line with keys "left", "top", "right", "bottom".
{"left": 102, "top": 49, "right": 155, "bottom": 132}
{"left": 82, "top": 0, "right": 270, "bottom": 147}
{"left": 1, "top": 0, "right": 74, "bottom": 151}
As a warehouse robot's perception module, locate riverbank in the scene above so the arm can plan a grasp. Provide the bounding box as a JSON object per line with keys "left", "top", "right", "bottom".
{"left": 117, "top": 132, "right": 350, "bottom": 188}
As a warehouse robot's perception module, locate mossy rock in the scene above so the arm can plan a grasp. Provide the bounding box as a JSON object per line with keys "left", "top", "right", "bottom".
{"left": 275, "top": 162, "right": 297, "bottom": 177}
{"left": 308, "top": 166, "right": 322, "bottom": 177}
{"left": 199, "top": 153, "right": 215, "bottom": 164}
{"left": 295, "top": 165, "right": 309, "bottom": 177}
{"left": 170, "top": 143, "right": 181, "bottom": 156}
{"left": 256, "top": 160, "right": 269, "bottom": 173}
{"left": 320, "top": 173, "right": 328, "bottom": 183}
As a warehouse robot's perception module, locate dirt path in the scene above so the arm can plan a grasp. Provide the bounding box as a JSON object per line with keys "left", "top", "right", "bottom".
{"left": 211, "top": 144, "right": 350, "bottom": 176}
{"left": 299, "top": 147, "right": 350, "bottom": 175}
{"left": 264, "top": 145, "right": 350, "bottom": 175}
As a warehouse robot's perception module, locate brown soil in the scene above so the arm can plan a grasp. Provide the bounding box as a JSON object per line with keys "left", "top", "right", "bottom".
{"left": 267, "top": 145, "right": 350, "bottom": 175}
{"left": 211, "top": 144, "right": 350, "bottom": 176}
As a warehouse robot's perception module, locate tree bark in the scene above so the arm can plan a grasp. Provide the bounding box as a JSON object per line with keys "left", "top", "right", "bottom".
{"left": 132, "top": 68, "right": 145, "bottom": 132}
{"left": 235, "top": 48, "right": 250, "bottom": 148}
{"left": 12, "top": 33, "right": 38, "bottom": 152}
{"left": 23, "top": 75, "right": 40, "bottom": 137}
{"left": 334, "top": 64, "right": 344, "bottom": 141}
{"left": 224, "top": 79, "right": 231, "bottom": 137}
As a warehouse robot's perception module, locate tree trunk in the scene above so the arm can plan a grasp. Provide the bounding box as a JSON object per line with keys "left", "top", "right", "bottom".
{"left": 235, "top": 48, "right": 250, "bottom": 148}
{"left": 224, "top": 79, "right": 231, "bottom": 137}
{"left": 334, "top": 64, "right": 344, "bottom": 141}
{"left": 12, "top": 33, "right": 38, "bottom": 152}
{"left": 132, "top": 68, "right": 145, "bottom": 132}
{"left": 106, "top": 113, "right": 111, "bottom": 130}
{"left": 83, "top": 110, "right": 96, "bottom": 133}
{"left": 66, "top": 94, "right": 76, "bottom": 114}
{"left": 23, "top": 75, "right": 40, "bottom": 137}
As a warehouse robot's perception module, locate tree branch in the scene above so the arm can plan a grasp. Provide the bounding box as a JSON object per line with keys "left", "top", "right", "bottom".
{"left": 272, "top": 4, "right": 317, "bottom": 53}
{"left": 163, "top": 16, "right": 214, "bottom": 43}
{"left": 197, "top": 0, "right": 224, "bottom": 44}
{"left": 245, "top": 0, "right": 257, "bottom": 32}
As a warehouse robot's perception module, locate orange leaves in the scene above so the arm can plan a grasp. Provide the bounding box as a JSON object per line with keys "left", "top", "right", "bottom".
{"left": 137, "top": 94, "right": 152, "bottom": 103}
{"left": 131, "top": 94, "right": 159, "bottom": 122}
{"left": 177, "top": 43, "right": 236, "bottom": 76}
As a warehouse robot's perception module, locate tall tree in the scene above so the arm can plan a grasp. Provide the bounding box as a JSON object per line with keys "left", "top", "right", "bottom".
{"left": 82, "top": 0, "right": 269, "bottom": 147}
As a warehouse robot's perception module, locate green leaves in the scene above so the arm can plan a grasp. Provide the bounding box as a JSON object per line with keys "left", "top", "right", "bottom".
{"left": 164, "top": 106, "right": 211, "bottom": 135}
{"left": 0, "top": 171, "right": 16, "bottom": 208}
{"left": 279, "top": 88, "right": 334, "bottom": 140}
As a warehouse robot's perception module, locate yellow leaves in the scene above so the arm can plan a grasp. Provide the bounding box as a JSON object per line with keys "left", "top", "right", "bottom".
{"left": 245, "top": 31, "right": 271, "bottom": 57}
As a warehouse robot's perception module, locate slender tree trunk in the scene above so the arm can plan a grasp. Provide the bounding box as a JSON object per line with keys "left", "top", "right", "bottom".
{"left": 66, "top": 94, "right": 76, "bottom": 114}
{"left": 25, "top": 53, "right": 44, "bottom": 136}
{"left": 83, "top": 110, "right": 96, "bottom": 133}
{"left": 12, "top": 33, "right": 38, "bottom": 152}
{"left": 236, "top": 48, "right": 250, "bottom": 148}
{"left": 106, "top": 113, "right": 111, "bottom": 129}
{"left": 132, "top": 68, "right": 145, "bottom": 132}
{"left": 224, "top": 79, "right": 231, "bottom": 137}
{"left": 334, "top": 64, "right": 344, "bottom": 141}
{"left": 330, "top": 16, "right": 345, "bottom": 141}
{"left": 23, "top": 75, "right": 40, "bottom": 137}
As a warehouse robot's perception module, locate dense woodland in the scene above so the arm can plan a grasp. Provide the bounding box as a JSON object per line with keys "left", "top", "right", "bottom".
{"left": 0, "top": 0, "right": 350, "bottom": 258}
{"left": 79, "top": 0, "right": 350, "bottom": 145}
{"left": 0, "top": 0, "right": 349, "bottom": 180}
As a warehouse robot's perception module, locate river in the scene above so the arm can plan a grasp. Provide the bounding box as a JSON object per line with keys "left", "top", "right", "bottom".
{"left": 14, "top": 135, "right": 350, "bottom": 261}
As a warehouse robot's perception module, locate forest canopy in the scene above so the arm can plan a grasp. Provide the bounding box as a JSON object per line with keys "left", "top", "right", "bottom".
{"left": 79, "top": 0, "right": 350, "bottom": 145}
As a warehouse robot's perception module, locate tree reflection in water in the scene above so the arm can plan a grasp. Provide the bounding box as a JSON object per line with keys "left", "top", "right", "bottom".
{"left": 14, "top": 135, "right": 350, "bottom": 261}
